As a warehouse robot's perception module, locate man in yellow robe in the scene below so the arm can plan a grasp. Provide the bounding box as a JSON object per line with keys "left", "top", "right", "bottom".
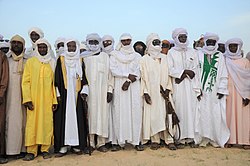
{"left": 22, "top": 38, "right": 57, "bottom": 161}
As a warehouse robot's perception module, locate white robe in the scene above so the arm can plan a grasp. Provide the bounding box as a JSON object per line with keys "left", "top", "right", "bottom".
{"left": 6, "top": 57, "right": 26, "bottom": 155}
{"left": 84, "top": 52, "right": 112, "bottom": 138}
{"left": 195, "top": 51, "right": 230, "bottom": 147}
{"left": 109, "top": 50, "right": 142, "bottom": 145}
{"left": 167, "top": 48, "right": 201, "bottom": 140}
{"left": 64, "top": 64, "right": 79, "bottom": 146}
{"left": 140, "top": 54, "right": 173, "bottom": 140}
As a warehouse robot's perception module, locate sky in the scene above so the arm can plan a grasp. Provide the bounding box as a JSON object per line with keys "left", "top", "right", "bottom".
{"left": 0, "top": 0, "right": 250, "bottom": 53}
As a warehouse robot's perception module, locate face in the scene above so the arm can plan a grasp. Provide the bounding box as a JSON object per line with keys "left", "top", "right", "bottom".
{"left": 103, "top": 40, "right": 112, "bottom": 48}
{"left": 218, "top": 43, "right": 225, "bottom": 53}
{"left": 178, "top": 34, "right": 187, "bottom": 43}
{"left": 30, "top": 31, "right": 40, "bottom": 43}
{"left": 152, "top": 39, "right": 161, "bottom": 46}
{"left": 134, "top": 44, "right": 145, "bottom": 56}
{"left": 88, "top": 40, "right": 99, "bottom": 45}
{"left": 229, "top": 43, "right": 238, "bottom": 53}
{"left": 57, "top": 42, "right": 64, "bottom": 49}
{"left": 38, "top": 43, "right": 48, "bottom": 56}
{"left": 67, "top": 41, "right": 76, "bottom": 52}
{"left": 11, "top": 40, "right": 24, "bottom": 55}
{"left": 121, "top": 39, "right": 131, "bottom": 46}
{"left": 0, "top": 47, "right": 9, "bottom": 54}
{"left": 206, "top": 39, "right": 216, "bottom": 46}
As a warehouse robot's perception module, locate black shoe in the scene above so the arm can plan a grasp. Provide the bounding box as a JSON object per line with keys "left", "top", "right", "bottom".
{"left": 83, "top": 146, "right": 95, "bottom": 154}
{"left": 97, "top": 145, "right": 108, "bottom": 153}
{"left": 0, "top": 158, "right": 8, "bottom": 164}
{"left": 168, "top": 143, "right": 177, "bottom": 150}
{"left": 54, "top": 152, "right": 67, "bottom": 158}
{"left": 42, "top": 152, "right": 52, "bottom": 159}
{"left": 23, "top": 153, "right": 35, "bottom": 161}
{"left": 111, "top": 145, "right": 121, "bottom": 152}
{"left": 188, "top": 141, "right": 199, "bottom": 148}
{"left": 135, "top": 144, "right": 144, "bottom": 151}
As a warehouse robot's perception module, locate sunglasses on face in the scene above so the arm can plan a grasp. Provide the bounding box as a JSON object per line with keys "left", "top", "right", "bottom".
{"left": 103, "top": 40, "right": 112, "bottom": 45}
{"left": 162, "top": 43, "right": 170, "bottom": 48}
{"left": 152, "top": 39, "right": 161, "bottom": 46}
{"left": 0, "top": 39, "right": 10, "bottom": 42}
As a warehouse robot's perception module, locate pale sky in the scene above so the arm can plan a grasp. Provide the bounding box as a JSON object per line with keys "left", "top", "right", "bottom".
{"left": 0, "top": 0, "right": 250, "bottom": 53}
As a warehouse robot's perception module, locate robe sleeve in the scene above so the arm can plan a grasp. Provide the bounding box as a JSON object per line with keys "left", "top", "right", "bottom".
{"left": 140, "top": 58, "right": 149, "bottom": 96}
{"left": 109, "top": 55, "right": 129, "bottom": 78}
{"left": 108, "top": 69, "right": 114, "bottom": 93}
{"left": 167, "top": 51, "right": 185, "bottom": 79}
{"left": 129, "top": 55, "right": 141, "bottom": 80}
{"left": 217, "top": 55, "right": 229, "bottom": 95}
{"left": 22, "top": 59, "right": 32, "bottom": 104}
{"left": 80, "top": 60, "right": 89, "bottom": 95}
{"left": 0, "top": 53, "right": 9, "bottom": 98}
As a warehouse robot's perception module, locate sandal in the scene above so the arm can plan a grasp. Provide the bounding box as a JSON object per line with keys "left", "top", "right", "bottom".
{"left": 168, "top": 143, "right": 177, "bottom": 150}
{"left": 135, "top": 144, "right": 144, "bottom": 151}
{"left": 97, "top": 145, "right": 108, "bottom": 153}
{"left": 83, "top": 146, "right": 95, "bottom": 154}
{"left": 243, "top": 145, "right": 250, "bottom": 150}
{"left": 111, "top": 145, "right": 121, "bottom": 152}
{"left": 0, "top": 157, "right": 8, "bottom": 164}
{"left": 54, "top": 152, "right": 67, "bottom": 158}
{"left": 23, "top": 153, "right": 35, "bottom": 161}
{"left": 188, "top": 141, "right": 199, "bottom": 148}
{"left": 150, "top": 143, "right": 160, "bottom": 150}
{"left": 42, "top": 152, "right": 52, "bottom": 159}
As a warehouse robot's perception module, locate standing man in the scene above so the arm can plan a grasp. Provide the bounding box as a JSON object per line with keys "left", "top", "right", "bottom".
{"left": 0, "top": 47, "right": 9, "bottom": 164}
{"left": 109, "top": 33, "right": 143, "bottom": 151}
{"left": 167, "top": 28, "right": 201, "bottom": 148}
{"left": 195, "top": 33, "right": 230, "bottom": 147}
{"left": 161, "top": 40, "right": 171, "bottom": 55}
{"left": 224, "top": 38, "right": 250, "bottom": 149}
{"left": 102, "top": 35, "right": 115, "bottom": 54}
{"left": 22, "top": 39, "right": 57, "bottom": 161}
{"left": 140, "top": 33, "right": 176, "bottom": 150}
{"left": 83, "top": 33, "right": 113, "bottom": 152}
{"left": 5, "top": 35, "right": 27, "bottom": 160}
{"left": 54, "top": 37, "right": 65, "bottom": 59}
{"left": 53, "top": 38, "right": 89, "bottom": 157}
{"left": 133, "top": 41, "right": 146, "bottom": 56}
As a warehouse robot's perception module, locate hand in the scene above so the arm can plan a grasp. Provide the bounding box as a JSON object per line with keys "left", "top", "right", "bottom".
{"left": 52, "top": 104, "right": 58, "bottom": 111}
{"left": 160, "top": 85, "right": 170, "bottom": 100}
{"left": 184, "top": 70, "right": 195, "bottom": 79}
{"left": 81, "top": 93, "right": 88, "bottom": 101}
{"left": 242, "top": 98, "right": 250, "bottom": 106}
{"left": 107, "top": 92, "right": 113, "bottom": 103}
{"left": 175, "top": 78, "right": 183, "bottom": 84}
{"left": 217, "top": 93, "right": 224, "bottom": 99}
{"left": 197, "top": 90, "right": 203, "bottom": 101}
{"left": 24, "top": 101, "right": 34, "bottom": 110}
{"left": 0, "top": 97, "right": 4, "bottom": 105}
{"left": 57, "top": 97, "right": 61, "bottom": 103}
{"left": 144, "top": 93, "right": 152, "bottom": 105}
{"left": 122, "top": 81, "right": 130, "bottom": 91}
{"left": 128, "top": 74, "right": 137, "bottom": 83}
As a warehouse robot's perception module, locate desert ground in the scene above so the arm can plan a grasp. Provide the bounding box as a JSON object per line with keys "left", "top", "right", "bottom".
{"left": 5, "top": 144, "right": 250, "bottom": 166}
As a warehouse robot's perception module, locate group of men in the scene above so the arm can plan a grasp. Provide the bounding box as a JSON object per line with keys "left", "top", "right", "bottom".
{"left": 0, "top": 27, "right": 249, "bottom": 164}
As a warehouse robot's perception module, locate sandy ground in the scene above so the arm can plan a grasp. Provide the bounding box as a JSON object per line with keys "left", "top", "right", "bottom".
{"left": 5, "top": 145, "right": 250, "bottom": 166}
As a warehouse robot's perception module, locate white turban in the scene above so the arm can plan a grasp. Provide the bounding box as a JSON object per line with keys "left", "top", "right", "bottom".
{"left": 115, "top": 33, "right": 134, "bottom": 54}
{"left": 54, "top": 37, "right": 65, "bottom": 57}
{"left": 101, "top": 35, "right": 114, "bottom": 54}
{"left": 224, "top": 38, "right": 243, "bottom": 60}
{"left": 63, "top": 38, "right": 83, "bottom": 79}
{"left": 86, "top": 33, "right": 101, "bottom": 52}
{"left": 0, "top": 34, "right": 3, "bottom": 40}
{"left": 0, "top": 39, "right": 11, "bottom": 57}
{"left": 28, "top": 27, "right": 44, "bottom": 43}
{"left": 145, "top": 33, "right": 161, "bottom": 59}
{"left": 202, "top": 32, "right": 219, "bottom": 55}
{"left": 172, "top": 28, "right": 189, "bottom": 51}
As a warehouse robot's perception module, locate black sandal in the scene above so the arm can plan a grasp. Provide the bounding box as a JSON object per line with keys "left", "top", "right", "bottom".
{"left": 150, "top": 143, "right": 160, "bottom": 150}
{"left": 23, "top": 153, "right": 35, "bottom": 161}
{"left": 111, "top": 145, "right": 121, "bottom": 152}
{"left": 168, "top": 143, "right": 177, "bottom": 150}
{"left": 135, "top": 144, "right": 144, "bottom": 151}
{"left": 97, "top": 145, "right": 108, "bottom": 153}
{"left": 42, "top": 152, "right": 51, "bottom": 159}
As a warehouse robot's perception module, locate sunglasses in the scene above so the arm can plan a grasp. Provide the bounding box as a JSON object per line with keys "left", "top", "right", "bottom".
{"left": 162, "top": 43, "right": 170, "bottom": 48}
{"left": 0, "top": 39, "right": 10, "bottom": 42}
{"left": 103, "top": 40, "right": 112, "bottom": 45}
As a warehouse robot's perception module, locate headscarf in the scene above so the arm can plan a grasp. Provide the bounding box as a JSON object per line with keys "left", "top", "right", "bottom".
{"left": 0, "top": 34, "right": 3, "bottom": 40}
{"left": 54, "top": 37, "right": 65, "bottom": 57}
{"left": 115, "top": 33, "right": 134, "bottom": 55}
{"left": 28, "top": 27, "right": 44, "bottom": 47}
{"left": 246, "top": 52, "right": 250, "bottom": 61}
{"left": 80, "top": 42, "right": 88, "bottom": 51}
{"left": 145, "top": 33, "right": 161, "bottom": 59}
{"left": 202, "top": 32, "right": 219, "bottom": 55}
{"left": 86, "top": 33, "right": 101, "bottom": 53}
{"left": 101, "top": 35, "right": 114, "bottom": 54}
{"left": 133, "top": 41, "right": 146, "bottom": 56}
{"left": 172, "top": 28, "right": 189, "bottom": 51}
{"left": 63, "top": 38, "right": 83, "bottom": 80}
{"left": 35, "top": 38, "right": 55, "bottom": 71}
{"left": 0, "top": 39, "right": 11, "bottom": 57}
{"left": 224, "top": 38, "right": 250, "bottom": 99}
{"left": 10, "top": 35, "right": 25, "bottom": 73}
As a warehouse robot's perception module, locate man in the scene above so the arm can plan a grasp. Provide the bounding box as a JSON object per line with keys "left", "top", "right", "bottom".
{"left": 54, "top": 37, "right": 65, "bottom": 58}
{"left": 5, "top": 35, "right": 27, "bottom": 161}
{"left": 217, "top": 41, "right": 225, "bottom": 54}
{"left": 161, "top": 40, "right": 170, "bottom": 55}
{"left": 25, "top": 27, "right": 44, "bottom": 58}
{"left": 167, "top": 28, "right": 201, "bottom": 148}
{"left": 83, "top": 33, "right": 113, "bottom": 152}
{"left": 133, "top": 41, "right": 146, "bottom": 56}
{"left": 195, "top": 33, "right": 230, "bottom": 148}
{"left": 0, "top": 39, "right": 11, "bottom": 57}
{"left": 53, "top": 38, "right": 88, "bottom": 157}
{"left": 140, "top": 33, "right": 176, "bottom": 150}
{"left": 224, "top": 38, "right": 250, "bottom": 150}
{"left": 102, "top": 35, "right": 115, "bottom": 54}
{"left": 109, "top": 33, "right": 143, "bottom": 151}
{"left": 0, "top": 47, "right": 9, "bottom": 164}
{"left": 22, "top": 38, "right": 57, "bottom": 161}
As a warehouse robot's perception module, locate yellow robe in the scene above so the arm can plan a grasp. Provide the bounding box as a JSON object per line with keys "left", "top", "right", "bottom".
{"left": 22, "top": 57, "right": 57, "bottom": 146}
